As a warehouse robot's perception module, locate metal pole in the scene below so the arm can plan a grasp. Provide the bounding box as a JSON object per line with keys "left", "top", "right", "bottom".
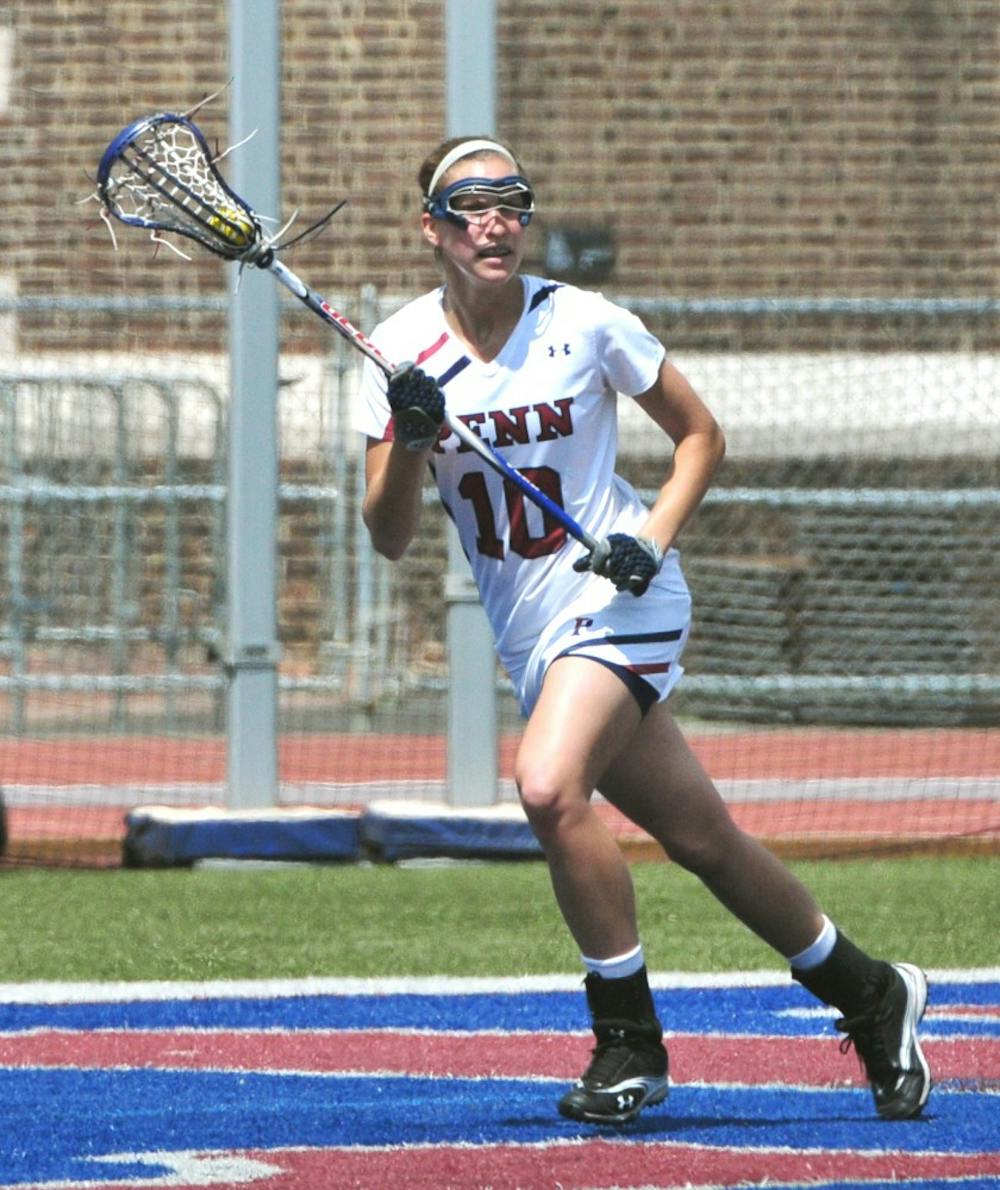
{"left": 447, "top": 0, "right": 496, "bottom": 126}
{"left": 225, "top": 0, "right": 281, "bottom": 807}
{"left": 444, "top": 0, "right": 498, "bottom": 806}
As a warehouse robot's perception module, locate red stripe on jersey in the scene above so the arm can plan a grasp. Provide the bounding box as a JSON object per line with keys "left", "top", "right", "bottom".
{"left": 416, "top": 332, "right": 450, "bottom": 366}
{"left": 628, "top": 662, "right": 671, "bottom": 675}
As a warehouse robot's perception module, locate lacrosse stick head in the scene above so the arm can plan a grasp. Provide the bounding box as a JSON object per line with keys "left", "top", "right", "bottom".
{"left": 97, "top": 113, "right": 263, "bottom": 261}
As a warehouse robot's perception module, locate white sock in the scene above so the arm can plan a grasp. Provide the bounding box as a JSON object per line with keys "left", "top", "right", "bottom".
{"left": 581, "top": 943, "right": 645, "bottom": 980}
{"left": 788, "top": 915, "right": 837, "bottom": 971}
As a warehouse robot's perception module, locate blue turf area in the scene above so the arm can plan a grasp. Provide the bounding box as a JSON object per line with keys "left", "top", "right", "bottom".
{"left": 0, "top": 977, "right": 996, "bottom": 1188}
{"left": 2, "top": 1072, "right": 998, "bottom": 1184}
{"left": 0, "top": 977, "right": 994, "bottom": 1035}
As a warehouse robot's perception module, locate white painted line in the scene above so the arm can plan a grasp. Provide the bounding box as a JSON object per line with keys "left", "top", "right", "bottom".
{"left": 0, "top": 968, "right": 995, "bottom": 1004}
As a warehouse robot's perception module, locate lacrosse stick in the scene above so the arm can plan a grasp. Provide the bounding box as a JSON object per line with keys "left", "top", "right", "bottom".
{"left": 96, "top": 112, "right": 607, "bottom": 562}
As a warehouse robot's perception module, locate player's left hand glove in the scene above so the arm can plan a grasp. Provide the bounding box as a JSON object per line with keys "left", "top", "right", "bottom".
{"left": 387, "top": 362, "right": 445, "bottom": 451}
{"left": 573, "top": 533, "right": 663, "bottom": 596}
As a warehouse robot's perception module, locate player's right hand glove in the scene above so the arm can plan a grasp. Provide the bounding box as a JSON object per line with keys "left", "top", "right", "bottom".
{"left": 573, "top": 533, "right": 663, "bottom": 596}
{"left": 387, "top": 362, "right": 445, "bottom": 451}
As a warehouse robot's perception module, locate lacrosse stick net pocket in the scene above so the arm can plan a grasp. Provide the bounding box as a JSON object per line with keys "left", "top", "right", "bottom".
{"left": 97, "top": 114, "right": 262, "bottom": 260}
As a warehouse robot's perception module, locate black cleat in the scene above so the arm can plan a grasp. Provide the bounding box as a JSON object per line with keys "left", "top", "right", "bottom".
{"left": 836, "top": 962, "right": 931, "bottom": 1120}
{"left": 558, "top": 1020, "right": 669, "bottom": 1125}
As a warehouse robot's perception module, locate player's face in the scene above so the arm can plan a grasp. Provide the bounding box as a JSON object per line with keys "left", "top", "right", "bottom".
{"left": 422, "top": 154, "right": 530, "bottom": 287}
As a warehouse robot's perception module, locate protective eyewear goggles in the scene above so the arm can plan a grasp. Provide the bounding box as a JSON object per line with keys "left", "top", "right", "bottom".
{"left": 424, "top": 175, "right": 535, "bottom": 228}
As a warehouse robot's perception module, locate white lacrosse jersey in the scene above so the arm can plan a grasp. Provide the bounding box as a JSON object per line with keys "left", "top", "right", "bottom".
{"left": 355, "top": 276, "right": 671, "bottom": 677}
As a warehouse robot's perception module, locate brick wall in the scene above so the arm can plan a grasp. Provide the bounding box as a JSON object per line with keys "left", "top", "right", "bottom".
{"left": 4, "top": 0, "right": 998, "bottom": 350}
{"left": 501, "top": 1, "right": 1000, "bottom": 299}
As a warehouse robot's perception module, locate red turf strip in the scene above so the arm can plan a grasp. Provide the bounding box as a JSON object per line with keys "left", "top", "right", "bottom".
{"left": 0, "top": 1029, "right": 994, "bottom": 1088}
{"left": 44, "top": 1140, "right": 1000, "bottom": 1190}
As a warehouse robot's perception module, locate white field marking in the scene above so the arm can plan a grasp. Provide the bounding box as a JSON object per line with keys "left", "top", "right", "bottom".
{"left": 85, "top": 1132, "right": 1000, "bottom": 1162}
{"left": 6, "top": 775, "right": 997, "bottom": 807}
{"left": 0, "top": 969, "right": 995, "bottom": 1005}
{"left": 0, "top": 1065, "right": 548, "bottom": 1083}
{"left": 780, "top": 1004, "right": 1000, "bottom": 1023}
{"left": 9, "top": 1129, "right": 994, "bottom": 1190}
{"left": 0, "top": 1024, "right": 593, "bottom": 1039}
{"left": 0, "top": 1151, "right": 283, "bottom": 1190}
{"left": 93, "top": 1150, "right": 283, "bottom": 1186}
{"left": 4, "top": 1023, "right": 989, "bottom": 1049}
{"left": 9, "top": 1065, "right": 984, "bottom": 1097}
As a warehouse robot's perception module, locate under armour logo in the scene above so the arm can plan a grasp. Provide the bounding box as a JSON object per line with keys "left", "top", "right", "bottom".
{"left": 548, "top": 343, "right": 571, "bottom": 357}
{"left": 617, "top": 1092, "right": 636, "bottom": 1110}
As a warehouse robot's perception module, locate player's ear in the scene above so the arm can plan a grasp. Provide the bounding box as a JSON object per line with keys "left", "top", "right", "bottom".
{"left": 421, "top": 211, "right": 441, "bottom": 248}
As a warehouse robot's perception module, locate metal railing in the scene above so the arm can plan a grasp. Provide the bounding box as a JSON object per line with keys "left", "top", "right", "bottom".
{"left": 2, "top": 292, "right": 998, "bottom": 737}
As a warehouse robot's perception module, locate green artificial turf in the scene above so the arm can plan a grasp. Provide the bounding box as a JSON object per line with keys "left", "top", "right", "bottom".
{"left": 1, "top": 855, "right": 995, "bottom": 983}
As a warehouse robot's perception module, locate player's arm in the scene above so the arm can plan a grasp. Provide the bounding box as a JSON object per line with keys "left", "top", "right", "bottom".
{"left": 573, "top": 357, "right": 724, "bottom": 596}
{"left": 361, "top": 363, "right": 446, "bottom": 560}
{"left": 631, "top": 357, "right": 726, "bottom": 553}
{"left": 362, "top": 436, "right": 429, "bottom": 560}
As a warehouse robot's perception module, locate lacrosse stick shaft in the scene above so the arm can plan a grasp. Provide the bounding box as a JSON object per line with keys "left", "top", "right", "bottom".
{"left": 447, "top": 418, "right": 601, "bottom": 552}
{"left": 268, "top": 256, "right": 395, "bottom": 376}
{"left": 266, "top": 256, "right": 601, "bottom": 552}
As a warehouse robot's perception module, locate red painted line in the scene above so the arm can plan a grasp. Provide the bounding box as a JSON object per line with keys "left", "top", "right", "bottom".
{"left": 52, "top": 1140, "right": 1000, "bottom": 1190}
{"left": 249, "top": 1141, "right": 1000, "bottom": 1189}
{"left": 1, "top": 1029, "right": 995, "bottom": 1086}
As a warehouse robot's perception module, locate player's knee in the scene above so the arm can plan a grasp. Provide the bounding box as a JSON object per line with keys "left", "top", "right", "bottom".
{"left": 515, "top": 762, "right": 585, "bottom": 837}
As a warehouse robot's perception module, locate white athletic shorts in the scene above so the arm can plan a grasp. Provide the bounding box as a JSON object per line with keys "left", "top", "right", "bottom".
{"left": 509, "top": 553, "right": 693, "bottom": 718}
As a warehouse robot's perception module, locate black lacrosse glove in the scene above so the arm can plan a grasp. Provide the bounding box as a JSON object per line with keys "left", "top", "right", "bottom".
{"left": 387, "top": 362, "right": 445, "bottom": 451}
{"left": 573, "top": 533, "right": 664, "bottom": 596}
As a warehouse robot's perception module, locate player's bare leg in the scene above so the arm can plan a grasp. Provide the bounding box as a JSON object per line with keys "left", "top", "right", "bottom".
{"left": 515, "top": 656, "right": 645, "bottom": 959}
{"left": 597, "top": 702, "right": 825, "bottom": 956}
{"left": 515, "top": 657, "right": 668, "bottom": 1124}
{"left": 599, "top": 701, "right": 930, "bottom": 1120}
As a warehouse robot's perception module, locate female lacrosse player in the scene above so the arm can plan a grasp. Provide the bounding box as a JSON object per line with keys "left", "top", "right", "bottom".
{"left": 356, "top": 136, "right": 930, "bottom": 1125}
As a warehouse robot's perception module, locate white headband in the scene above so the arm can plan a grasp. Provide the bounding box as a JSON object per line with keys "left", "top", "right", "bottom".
{"left": 426, "top": 139, "right": 518, "bottom": 198}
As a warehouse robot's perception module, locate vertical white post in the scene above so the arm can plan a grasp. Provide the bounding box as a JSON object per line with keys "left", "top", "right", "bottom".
{"left": 225, "top": 0, "right": 281, "bottom": 807}
{"left": 444, "top": 0, "right": 499, "bottom": 806}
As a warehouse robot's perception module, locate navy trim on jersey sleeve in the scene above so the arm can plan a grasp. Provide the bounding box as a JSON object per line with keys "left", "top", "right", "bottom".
{"left": 528, "top": 283, "right": 562, "bottom": 312}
